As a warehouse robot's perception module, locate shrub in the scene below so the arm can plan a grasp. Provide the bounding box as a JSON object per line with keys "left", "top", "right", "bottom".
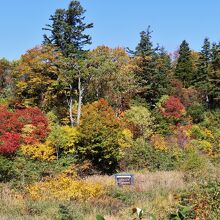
{"left": 47, "top": 125, "right": 78, "bottom": 156}
{"left": 57, "top": 204, "right": 73, "bottom": 220}
{"left": 176, "top": 147, "right": 208, "bottom": 173}
{"left": 125, "top": 105, "right": 154, "bottom": 138}
{"left": 0, "top": 105, "right": 49, "bottom": 154}
{"left": 17, "top": 107, "right": 49, "bottom": 144}
{"left": 159, "top": 96, "right": 186, "bottom": 119}
{"left": 187, "top": 103, "right": 205, "bottom": 123}
{"left": 151, "top": 134, "right": 168, "bottom": 151}
{"left": 27, "top": 170, "right": 106, "bottom": 201}
{"left": 0, "top": 132, "right": 20, "bottom": 154}
{"left": 0, "top": 156, "right": 14, "bottom": 181}
{"left": 121, "top": 138, "right": 176, "bottom": 171}
{"left": 118, "top": 128, "right": 133, "bottom": 150}
{"left": 76, "top": 99, "right": 122, "bottom": 174}
{"left": 171, "top": 178, "right": 220, "bottom": 219}
{"left": 21, "top": 141, "right": 56, "bottom": 161}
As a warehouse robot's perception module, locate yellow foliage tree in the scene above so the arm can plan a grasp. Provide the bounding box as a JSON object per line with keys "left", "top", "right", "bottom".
{"left": 21, "top": 141, "right": 56, "bottom": 161}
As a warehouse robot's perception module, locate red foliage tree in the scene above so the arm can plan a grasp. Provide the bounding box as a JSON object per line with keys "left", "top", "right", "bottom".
{"left": 16, "top": 107, "right": 49, "bottom": 144}
{"left": 161, "top": 96, "right": 186, "bottom": 119}
{"left": 0, "top": 105, "right": 49, "bottom": 154}
{"left": 170, "top": 79, "right": 201, "bottom": 107}
{"left": 0, "top": 132, "right": 20, "bottom": 153}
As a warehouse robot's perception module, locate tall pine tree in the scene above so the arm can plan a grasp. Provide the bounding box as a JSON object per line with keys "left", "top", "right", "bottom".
{"left": 194, "top": 38, "right": 211, "bottom": 102}
{"left": 208, "top": 42, "right": 220, "bottom": 107}
{"left": 43, "top": 1, "right": 93, "bottom": 126}
{"left": 175, "top": 40, "right": 194, "bottom": 87}
{"left": 133, "top": 26, "right": 170, "bottom": 106}
{"left": 43, "top": 0, "right": 93, "bottom": 57}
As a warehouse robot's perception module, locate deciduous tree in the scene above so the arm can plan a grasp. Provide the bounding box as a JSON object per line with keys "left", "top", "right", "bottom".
{"left": 76, "top": 99, "right": 122, "bottom": 173}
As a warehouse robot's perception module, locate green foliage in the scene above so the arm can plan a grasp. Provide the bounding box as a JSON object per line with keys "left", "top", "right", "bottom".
{"left": 125, "top": 105, "right": 154, "bottom": 138}
{"left": 175, "top": 40, "right": 194, "bottom": 87}
{"left": 0, "top": 156, "right": 14, "bottom": 182}
{"left": 47, "top": 125, "right": 78, "bottom": 158}
{"left": 43, "top": 0, "right": 93, "bottom": 57}
{"left": 85, "top": 46, "right": 136, "bottom": 109}
{"left": 135, "top": 26, "right": 155, "bottom": 57}
{"left": 9, "top": 152, "right": 75, "bottom": 188}
{"left": 96, "top": 215, "right": 105, "bottom": 220}
{"left": 207, "top": 43, "right": 220, "bottom": 107}
{"left": 0, "top": 58, "right": 14, "bottom": 100}
{"left": 176, "top": 148, "right": 208, "bottom": 173}
{"left": 194, "top": 38, "right": 211, "bottom": 96}
{"left": 152, "top": 110, "right": 172, "bottom": 135}
{"left": 169, "top": 205, "right": 195, "bottom": 220}
{"left": 133, "top": 27, "right": 170, "bottom": 105}
{"left": 57, "top": 204, "right": 73, "bottom": 220}
{"left": 187, "top": 103, "right": 205, "bottom": 123}
{"left": 171, "top": 178, "right": 220, "bottom": 219}
{"left": 122, "top": 138, "right": 176, "bottom": 171}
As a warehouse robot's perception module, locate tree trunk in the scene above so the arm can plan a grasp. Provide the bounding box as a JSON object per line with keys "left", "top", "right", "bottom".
{"left": 77, "top": 76, "right": 84, "bottom": 125}
{"left": 69, "top": 84, "right": 74, "bottom": 128}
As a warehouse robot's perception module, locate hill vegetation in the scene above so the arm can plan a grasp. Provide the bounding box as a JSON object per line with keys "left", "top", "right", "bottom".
{"left": 0, "top": 1, "right": 220, "bottom": 219}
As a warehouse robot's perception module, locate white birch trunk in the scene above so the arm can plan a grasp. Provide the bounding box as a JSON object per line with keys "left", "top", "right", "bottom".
{"left": 77, "top": 76, "right": 84, "bottom": 125}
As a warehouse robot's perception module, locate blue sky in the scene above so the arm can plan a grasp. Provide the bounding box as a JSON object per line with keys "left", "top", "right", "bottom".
{"left": 0, "top": 0, "right": 220, "bottom": 60}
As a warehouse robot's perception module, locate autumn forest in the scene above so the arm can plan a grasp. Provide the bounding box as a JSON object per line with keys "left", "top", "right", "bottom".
{"left": 0, "top": 1, "right": 219, "bottom": 219}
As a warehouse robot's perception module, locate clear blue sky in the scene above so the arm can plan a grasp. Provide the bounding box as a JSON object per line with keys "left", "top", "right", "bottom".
{"left": 0, "top": 0, "right": 220, "bottom": 60}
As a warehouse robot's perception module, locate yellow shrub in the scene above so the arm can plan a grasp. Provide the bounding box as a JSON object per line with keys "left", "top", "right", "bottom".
{"left": 118, "top": 128, "right": 133, "bottom": 149}
{"left": 27, "top": 171, "right": 106, "bottom": 201}
{"left": 151, "top": 134, "right": 167, "bottom": 151}
{"left": 203, "top": 128, "right": 214, "bottom": 139}
{"left": 190, "top": 125, "right": 214, "bottom": 141}
{"left": 60, "top": 126, "right": 79, "bottom": 153}
{"left": 21, "top": 141, "right": 56, "bottom": 161}
{"left": 48, "top": 125, "right": 79, "bottom": 154}
{"left": 191, "top": 140, "right": 213, "bottom": 155}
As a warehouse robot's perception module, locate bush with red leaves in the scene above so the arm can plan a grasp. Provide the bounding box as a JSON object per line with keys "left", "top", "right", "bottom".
{"left": 0, "top": 132, "right": 20, "bottom": 153}
{"left": 0, "top": 105, "right": 49, "bottom": 154}
{"left": 161, "top": 96, "right": 186, "bottom": 119}
{"left": 16, "top": 107, "right": 49, "bottom": 144}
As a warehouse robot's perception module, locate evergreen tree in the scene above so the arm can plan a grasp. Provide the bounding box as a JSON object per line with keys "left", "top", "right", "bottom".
{"left": 156, "top": 47, "right": 172, "bottom": 94}
{"left": 208, "top": 42, "right": 220, "bottom": 107}
{"left": 133, "top": 27, "right": 169, "bottom": 106}
{"left": 175, "top": 40, "right": 194, "bottom": 87}
{"left": 43, "top": 0, "right": 93, "bottom": 57}
{"left": 195, "top": 38, "right": 211, "bottom": 102}
{"left": 43, "top": 1, "right": 93, "bottom": 126}
{"left": 135, "top": 26, "right": 155, "bottom": 56}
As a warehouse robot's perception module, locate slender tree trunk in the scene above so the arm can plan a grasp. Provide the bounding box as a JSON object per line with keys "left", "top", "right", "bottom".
{"left": 77, "top": 76, "right": 84, "bottom": 125}
{"left": 69, "top": 84, "right": 74, "bottom": 128}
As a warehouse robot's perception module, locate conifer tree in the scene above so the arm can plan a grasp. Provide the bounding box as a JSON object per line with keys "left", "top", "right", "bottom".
{"left": 133, "top": 27, "right": 170, "bottom": 106}
{"left": 195, "top": 38, "right": 211, "bottom": 102}
{"left": 43, "top": 0, "right": 93, "bottom": 57}
{"left": 43, "top": 1, "right": 93, "bottom": 126}
{"left": 135, "top": 27, "right": 155, "bottom": 57}
{"left": 175, "top": 40, "right": 194, "bottom": 87}
{"left": 208, "top": 42, "right": 220, "bottom": 107}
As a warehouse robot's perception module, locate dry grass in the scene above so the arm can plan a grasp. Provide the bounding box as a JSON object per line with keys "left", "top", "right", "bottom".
{"left": 0, "top": 171, "right": 185, "bottom": 220}
{"left": 133, "top": 171, "right": 185, "bottom": 192}
{"left": 83, "top": 170, "right": 185, "bottom": 192}
{"left": 84, "top": 174, "right": 115, "bottom": 188}
{"left": 78, "top": 171, "right": 185, "bottom": 220}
